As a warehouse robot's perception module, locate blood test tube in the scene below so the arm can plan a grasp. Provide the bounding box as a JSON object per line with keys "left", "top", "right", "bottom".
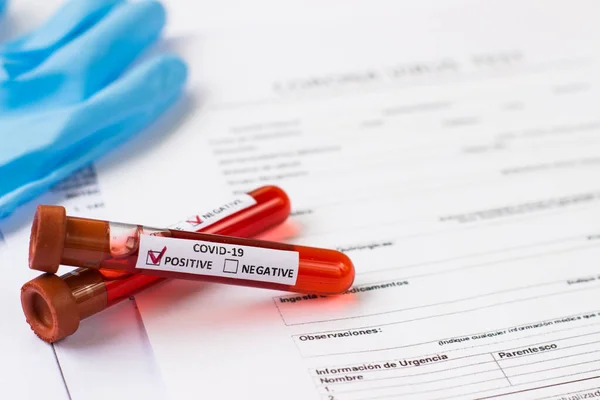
{"left": 21, "top": 186, "right": 298, "bottom": 342}
{"left": 28, "top": 198, "right": 355, "bottom": 295}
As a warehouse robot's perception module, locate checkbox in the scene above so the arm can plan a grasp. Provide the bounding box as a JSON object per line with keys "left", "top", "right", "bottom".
{"left": 223, "top": 259, "right": 239, "bottom": 274}
{"left": 146, "top": 247, "right": 167, "bottom": 266}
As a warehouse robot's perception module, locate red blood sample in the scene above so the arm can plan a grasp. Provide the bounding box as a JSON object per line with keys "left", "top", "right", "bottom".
{"left": 28, "top": 208, "right": 354, "bottom": 294}
{"left": 22, "top": 186, "right": 355, "bottom": 342}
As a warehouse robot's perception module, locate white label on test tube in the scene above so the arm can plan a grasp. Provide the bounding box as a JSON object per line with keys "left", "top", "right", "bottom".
{"left": 137, "top": 235, "right": 300, "bottom": 285}
{"left": 168, "top": 194, "right": 257, "bottom": 232}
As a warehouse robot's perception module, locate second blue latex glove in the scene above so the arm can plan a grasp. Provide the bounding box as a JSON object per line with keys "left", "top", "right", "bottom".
{"left": 0, "top": 0, "right": 188, "bottom": 218}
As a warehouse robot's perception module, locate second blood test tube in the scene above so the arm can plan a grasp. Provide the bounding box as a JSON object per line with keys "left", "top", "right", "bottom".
{"left": 22, "top": 186, "right": 295, "bottom": 342}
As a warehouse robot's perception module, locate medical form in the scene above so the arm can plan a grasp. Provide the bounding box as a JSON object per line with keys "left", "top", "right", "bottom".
{"left": 94, "top": 0, "right": 600, "bottom": 398}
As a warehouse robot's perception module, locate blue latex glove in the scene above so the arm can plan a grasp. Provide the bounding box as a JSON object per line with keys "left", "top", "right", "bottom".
{"left": 0, "top": 0, "right": 187, "bottom": 218}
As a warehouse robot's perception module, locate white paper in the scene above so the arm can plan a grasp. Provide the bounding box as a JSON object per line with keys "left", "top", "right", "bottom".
{"left": 95, "top": 1, "right": 600, "bottom": 399}
{"left": 53, "top": 297, "right": 168, "bottom": 400}
{"left": 0, "top": 231, "right": 68, "bottom": 400}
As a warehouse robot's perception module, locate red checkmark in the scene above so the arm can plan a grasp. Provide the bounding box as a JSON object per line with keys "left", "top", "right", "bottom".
{"left": 186, "top": 215, "right": 202, "bottom": 225}
{"left": 148, "top": 246, "right": 167, "bottom": 264}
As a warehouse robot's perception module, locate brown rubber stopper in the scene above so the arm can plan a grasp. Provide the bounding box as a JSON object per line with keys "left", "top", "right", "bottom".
{"left": 21, "top": 274, "right": 80, "bottom": 343}
{"left": 29, "top": 205, "right": 67, "bottom": 274}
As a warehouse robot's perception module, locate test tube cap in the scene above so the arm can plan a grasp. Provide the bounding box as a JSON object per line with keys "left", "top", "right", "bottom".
{"left": 29, "top": 205, "right": 67, "bottom": 274}
{"left": 21, "top": 273, "right": 80, "bottom": 343}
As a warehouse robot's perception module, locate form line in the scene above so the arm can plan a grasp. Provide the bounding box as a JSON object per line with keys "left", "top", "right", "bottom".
{"left": 492, "top": 355, "right": 513, "bottom": 386}
{"left": 51, "top": 344, "right": 72, "bottom": 400}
